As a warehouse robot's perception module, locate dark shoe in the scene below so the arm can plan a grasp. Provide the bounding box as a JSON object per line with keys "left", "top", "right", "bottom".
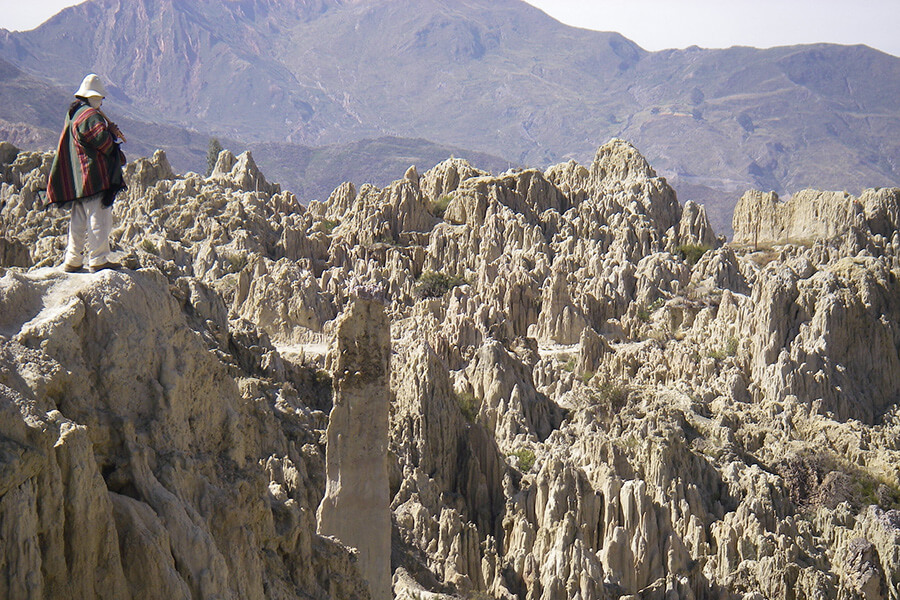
{"left": 89, "top": 262, "right": 122, "bottom": 273}
{"left": 63, "top": 263, "right": 85, "bottom": 273}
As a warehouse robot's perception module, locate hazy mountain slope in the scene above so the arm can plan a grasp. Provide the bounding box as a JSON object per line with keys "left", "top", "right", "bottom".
{"left": 1, "top": 0, "right": 899, "bottom": 232}
{"left": 0, "top": 52, "right": 508, "bottom": 201}
{"left": 0, "top": 0, "right": 369, "bottom": 142}
{"left": 269, "top": 0, "right": 643, "bottom": 159}
{"left": 0, "top": 57, "right": 66, "bottom": 148}
{"left": 618, "top": 44, "right": 900, "bottom": 227}
{"left": 0, "top": 0, "right": 640, "bottom": 158}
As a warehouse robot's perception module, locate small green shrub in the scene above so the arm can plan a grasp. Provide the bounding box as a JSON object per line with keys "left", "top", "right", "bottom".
{"left": 140, "top": 239, "right": 159, "bottom": 255}
{"left": 225, "top": 252, "right": 248, "bottom": 274}
{"left": 855, "top": 473, "right": 900, "bottom": 510}
{"left": 677, "top": 244, "right": 711, "bottom": 266}
{"left": 456, "top": 392, "right": 480, "bottom": 423}
{"left": 374, "top": 232, "right": 399, "bottom": 246}
{"left": 725, "top": 336, "right": 739, "bottom": 356}
{"left": 206, "top": 137, "right": 223, "bottom": 177}
{"left": 638, "top": 298, "right": 665, "bottom": 322}
{"left": 857, "top": 476, "right": 880, "bottom": 506}
{"left": 708, "top": 337, "right": 739, "bottom": 360}
{"left": 562, "top": 358, "right": 576, "bottom": 373}
{"left": 580, "top": 370, "right": 594, "bottom": 385}
{"left": 596, "top": 381, "right": 628, "bottom": 412}
{"left": 776, "top": 450, "right": 900, "bottom": 511}
{"left": 414, "top": 271, "right": 467, "bottom": 299}
{"left": 321, "top": 219, "right": 340, "bottom": 233}
{"left": 508, "top": 448, "right": 536, "bottom": 472}
{"left": 748, "top": 248, "right": 780, "bottom": 267}
{"left": 429, "top": 195, "right": 453, "bottom": 218}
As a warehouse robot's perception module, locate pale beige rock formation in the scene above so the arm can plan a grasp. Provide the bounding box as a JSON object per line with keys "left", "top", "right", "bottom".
{"left": 235, "top": 256, "right": 336, "bottom": 344}
{"left": 421, "top": 157, "right": 489, "bottom": 201}
{"left": 1, "top": 137, "right": 899, "bottom": 600}
{"left": 679, "top": 200, "right": 718, "bottom": 248}
{"left": 733, "top": 188, "right": 865, "bottom": 247}
{"left": 317, "top": 298, "right": 392, "bottom": 600}
{"left": 0, "top": 268, "right": 370, "bottom": 600}
{"left": 746, "top": 255, "right": 900, "bottom": 424}
{"left": 529, "top": 260, "right": 589, "bottom": 345}
{"left": 209, "top": 149, "right": 280, "bottom": 196}
{"left": 123, "top": 149, "right": 174, "bottom": 202}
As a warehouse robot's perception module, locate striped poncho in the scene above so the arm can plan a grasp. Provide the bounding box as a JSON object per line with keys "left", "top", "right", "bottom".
{"left": 46, "top": 101, "right": 126, "bottom": 206}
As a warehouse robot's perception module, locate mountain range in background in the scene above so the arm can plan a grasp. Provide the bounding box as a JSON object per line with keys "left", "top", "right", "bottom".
{"left": 1, "top": 0, "right": 899, "bottom": 234}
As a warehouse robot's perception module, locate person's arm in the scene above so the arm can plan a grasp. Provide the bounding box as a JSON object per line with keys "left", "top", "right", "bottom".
{"left": 74, "top": 110, "right": 116, "bottom": 155}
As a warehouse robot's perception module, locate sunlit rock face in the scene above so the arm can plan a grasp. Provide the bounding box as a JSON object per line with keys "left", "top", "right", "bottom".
{"left": 1, "top": 138, "right": 899, "bottom": 600}
{"left": 317, "top": 298, "right": 392, "bottom": 600}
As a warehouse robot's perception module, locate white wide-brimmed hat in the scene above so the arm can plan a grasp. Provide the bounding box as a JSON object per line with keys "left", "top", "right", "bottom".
{"left": 74, "top": 74, "right": 107, "bottom": 99}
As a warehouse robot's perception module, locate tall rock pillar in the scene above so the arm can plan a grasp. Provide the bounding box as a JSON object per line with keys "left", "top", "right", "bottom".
{"left": 317, "top": 298, "right": 391, "bottom": 600}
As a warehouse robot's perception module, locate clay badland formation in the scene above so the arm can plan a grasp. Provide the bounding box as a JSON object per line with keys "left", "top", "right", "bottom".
{"left": 0, "top": 138, "right": 899, "bottom": 599}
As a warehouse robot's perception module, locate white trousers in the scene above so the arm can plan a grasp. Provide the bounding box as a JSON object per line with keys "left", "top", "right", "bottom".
{"left": 64, "top": 192, "right": 112, "bottom": 268}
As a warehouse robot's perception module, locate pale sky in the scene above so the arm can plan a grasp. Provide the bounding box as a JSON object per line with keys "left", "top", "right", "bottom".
{"left": 524, "top": 0, "right": 900, "bottom": 57}
{"left": 0, "top": 1, "right": 86, "bottom": 32}
{"left": 1, "top": 0, "right": 898, "bottom": 57}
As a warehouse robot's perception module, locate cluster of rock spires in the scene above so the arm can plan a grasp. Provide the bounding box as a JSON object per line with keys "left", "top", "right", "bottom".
{"left": 1, "top": 136, "right": 899, "bottom": 600}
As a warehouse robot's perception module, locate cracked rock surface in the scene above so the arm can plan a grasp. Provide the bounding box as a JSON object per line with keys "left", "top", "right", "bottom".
{"left": 1, "top": 139, "right": 899, "bottom": 599}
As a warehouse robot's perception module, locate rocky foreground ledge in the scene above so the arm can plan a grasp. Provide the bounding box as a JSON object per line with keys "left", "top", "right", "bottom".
{"left": 1, "top": 139, "right": 899, "bottom": 599}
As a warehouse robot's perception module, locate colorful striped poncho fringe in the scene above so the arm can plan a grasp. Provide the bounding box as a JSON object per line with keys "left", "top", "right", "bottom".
{"left": 46, "top": 101, "right": 126, "bottom": 207}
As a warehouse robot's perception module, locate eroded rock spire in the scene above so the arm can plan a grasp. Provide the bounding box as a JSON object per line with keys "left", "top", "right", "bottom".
{"left": 317, "top": 298, "right": 391, "bottom": 600}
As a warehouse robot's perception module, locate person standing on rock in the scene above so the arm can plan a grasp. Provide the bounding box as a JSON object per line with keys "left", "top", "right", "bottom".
{"left": 46, "top": 73, "right": 127, "bottom": 273}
